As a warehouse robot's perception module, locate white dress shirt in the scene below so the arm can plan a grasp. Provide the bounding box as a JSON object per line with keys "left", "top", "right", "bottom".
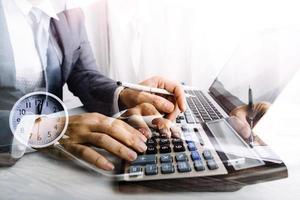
{"left": 1, "top": 0, "right": 68, "bottom": 93}
{"left": 2, "top": 0, "right": 123, "bottom": 112}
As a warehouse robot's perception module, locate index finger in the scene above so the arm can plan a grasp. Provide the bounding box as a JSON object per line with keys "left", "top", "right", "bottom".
{"left": 145, "top": 77, "right": 186, "bottom": 112}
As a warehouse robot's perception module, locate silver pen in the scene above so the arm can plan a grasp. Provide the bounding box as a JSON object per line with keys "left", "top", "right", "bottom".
{"left": 248, "top": 86, "right": 255, "bottom": 147}
{"left": 117, "top": 81, "right": 195, "bottom": 98}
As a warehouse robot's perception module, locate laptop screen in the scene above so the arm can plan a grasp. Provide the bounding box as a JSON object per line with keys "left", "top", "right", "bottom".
{"left": 209, "top": 29, "right": 300, "bottom": 114}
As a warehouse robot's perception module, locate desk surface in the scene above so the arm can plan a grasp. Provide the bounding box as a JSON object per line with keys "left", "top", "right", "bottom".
{"left": 1, "top": 91, "right": 300, "bottom": 200}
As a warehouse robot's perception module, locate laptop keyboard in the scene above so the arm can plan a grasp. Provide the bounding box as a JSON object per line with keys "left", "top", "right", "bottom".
{"left": 122, "top": 90, "right": 228, "bottom": 181}
{"left": 183, "top": 90, "right": 223, "bottom": 124}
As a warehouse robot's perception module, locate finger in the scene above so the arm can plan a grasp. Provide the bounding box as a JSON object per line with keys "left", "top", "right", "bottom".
{"left": 172, "top": 85, "right": 186, "bottom": 112}
{"left": 152, "top": 118, "right": 172, "bottom": 138}
{"left": 170, "top": 125, "right": 182, "bottom": 139}
{"left": 142, "top": 76, "right": 186, "bottom": 112}
{"left": 63, "top": 143, "right": 115, "bottom": 171}
{"left": 137, "top": 92, "right": 175, "bottom": 113}
{"left": 126, "top": 115, "right": 152, "bottom": 139}
{"left": 165, "top": 104, "right": 181, "bottom": 121}
{"left": 228, "top": 117, "right": 251, "bottom": 139}
{"left": 88, "top": 132, "right": 137, "bottom": 161}
{"left": 90, "top": 117, "right": 147, "bottom": 153}
{"left": 121, "top": 106, "right": 152, "bottom": 138}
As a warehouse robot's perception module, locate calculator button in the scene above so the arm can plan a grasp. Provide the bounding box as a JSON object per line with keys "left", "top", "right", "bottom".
{"left": 177, "top": 162, "right": 191, "bottom": 173}
{"left": 187, "top": 142, "right": 197, "bottom": 151}
{"left": 203, "top": 150, "right": 213, "bottom": 160}
{"left": 145, "top": 164, "right": 158, "bottom": 175}
{"left": 194, "top": 160, "right": 205, "bottom": 171}
{"left": 146, "top": 145, "right": 157, "bottom": 154}
{"left": 159, "top": 139, "right": 170, "bottom": 146}
{"left": 161, "top": 163, "right": 175, "bottom": 174}
{"left": 173, "top": 144, "right": 186, "bottom": 152}
{"left": 129, "top": 166, "right": 143, "bottom": 176}
{"left": 160, "top": 145, "right": 171, "bottom": 154}
{"left": 191, "top": 151, "right": 201, "bottom": 161}
{"left": 146, "top": 138, "right": 157, "bottom": 146}
{"left": 175, "top": 153, "right": 188, "bottom": 162}
{"left": 172, "top": 138, "right": 183, "bottom": 145}
{"left": 207, "top": 159, "right": 219, "bottom": 170}
{"left": 132, "top": 155, "right": 157, "bottom": 165}
{"left": 160, "top": 154, "right": 173, "bottom": 163}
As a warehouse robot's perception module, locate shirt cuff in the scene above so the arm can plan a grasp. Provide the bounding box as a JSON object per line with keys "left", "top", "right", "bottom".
{"left": 112, "top": 86, "right": 125, "bottom": 114}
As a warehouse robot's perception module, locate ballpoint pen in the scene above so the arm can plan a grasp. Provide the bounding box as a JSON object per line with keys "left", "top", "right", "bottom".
{"left": 117, "top": 81, "right": 195, "bottom": 98}
{"left": 248, "top": 86, "right": 255, "bottom": 147}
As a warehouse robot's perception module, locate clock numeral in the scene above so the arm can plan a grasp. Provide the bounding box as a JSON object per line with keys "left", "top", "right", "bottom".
{"left": 54, "top": 125, "right": 58, "bottom": 130}
{"left": 47, "top": 132, "right": 51, "bottom": 138}
{"left": 53, "top": 106, "right": 57, "bottom": 112}
{"left": 35, "top": 99, "right": 43, "bottom": 106}
{"left": 18, "top": 109, "right": 26, "bottom": 115}
{"left": 16, "top": 118, "right": 21, "bottom": 123}
{"left": 37, "top": 135, "right": 42, "bottom": 141}
{"left": 30, "top": 133, "right": 33, "bottom": 139}
{"left": 25, "top": 102, "right": 31, "bottom": 108}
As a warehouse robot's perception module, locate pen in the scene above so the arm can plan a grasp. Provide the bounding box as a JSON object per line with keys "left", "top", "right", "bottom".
{"left": 248, "top": 86, "right": 255, "bottom": 147}
{"left": 117, "top": 81, "right": 195, "bottom": 97}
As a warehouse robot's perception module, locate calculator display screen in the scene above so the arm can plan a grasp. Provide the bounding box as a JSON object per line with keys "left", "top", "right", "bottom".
{"left": 206, "top": 119, "right": 265, "bottom": 170}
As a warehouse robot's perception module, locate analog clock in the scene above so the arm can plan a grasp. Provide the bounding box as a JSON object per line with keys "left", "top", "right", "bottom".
{"left": 9, "top": 92, "right": 69, "bottom": 148}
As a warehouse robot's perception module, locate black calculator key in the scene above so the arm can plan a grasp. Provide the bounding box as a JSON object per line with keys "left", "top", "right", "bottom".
{"left": 203, "top": 150, "right": 213, "bottom": 160}
{"left": 159, "top": 139, "right": 170, "bottom": 146}
{"left": 160, "top": 154, "right": 173, "bottom": 163}
{"left": 161, "top": 163, "right": 175, "bottom": 174}
{"left": 181, "top": 125, "right": 188, "bottom": 132}
{"left": 172, "top": 138, "right": 183, "bottom": 145}
{"left": 145, "top": 164, "right": 158, "bottom": 175}
{"left": 194, "top": 160, "right": 205, "bottom": 171}
{"left": 191, "top": 151, "right": 201, "bottom": 161}
{"left": 177, "top": 162, "right": 191, "bottom": 173}
{"left": 187, "top": 142, "right": 197, "bottom": 151}
{"left": 160, "top": 145, "right": 171, "bottom": 153}
{"left": 146, "top": 138, "right": 157, "bottom": 146}
{"left": 207, "top": 159, "right": 219, "bottom": 170}
{"left": 146, "top": 146, "right": 157, "bottom": 154}
{"left": 132, "top": 155, "right": 157, "bottom": 165}
{"left": 173, "top": 144, "right": 186, "bottom": 152}
{"left": 175, "top": 153, "right": 188, "bottom": 162}
{"left": 129, "top": 166, "right": 143, "bottom": 176}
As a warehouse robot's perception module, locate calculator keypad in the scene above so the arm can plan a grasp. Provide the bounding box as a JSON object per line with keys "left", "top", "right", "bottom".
{"left": 124, "top": 122, "right": 227, "bottom": 181}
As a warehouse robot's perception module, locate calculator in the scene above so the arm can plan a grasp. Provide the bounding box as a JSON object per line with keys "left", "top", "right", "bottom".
{"left": 120, "top": 114, "right": 228, "bottom": 182}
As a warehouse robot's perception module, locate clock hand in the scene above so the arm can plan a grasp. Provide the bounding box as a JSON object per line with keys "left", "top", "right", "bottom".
{"left": 37, "top": 100, "right": 44, "bottom": 115}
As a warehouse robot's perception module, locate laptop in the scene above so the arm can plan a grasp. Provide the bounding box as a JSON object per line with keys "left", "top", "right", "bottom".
{"left": 118, "top": 29, "right": 300, "bottom": 190}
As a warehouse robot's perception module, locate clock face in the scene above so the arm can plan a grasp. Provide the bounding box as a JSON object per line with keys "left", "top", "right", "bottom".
{"left": 9, "top": 92, "right": 69, "bottom": 148}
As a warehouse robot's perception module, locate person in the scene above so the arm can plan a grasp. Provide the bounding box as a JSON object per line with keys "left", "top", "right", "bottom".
{"left": 0, "top": 0, "right": 186, "bottom": 170}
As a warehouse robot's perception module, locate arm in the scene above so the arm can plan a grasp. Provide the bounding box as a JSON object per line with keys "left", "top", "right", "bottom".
{"left": 66, "top": 10, "right": 118, "bottom": 116}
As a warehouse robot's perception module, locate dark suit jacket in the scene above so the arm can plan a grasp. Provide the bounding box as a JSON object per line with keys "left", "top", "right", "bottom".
{"left": 0, "top": 3, "right": 118, "bottom": 165}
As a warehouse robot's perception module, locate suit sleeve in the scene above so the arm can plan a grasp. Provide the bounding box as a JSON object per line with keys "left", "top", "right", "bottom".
{"left": 66, "top": 10, "right": 118, "bottom": 116}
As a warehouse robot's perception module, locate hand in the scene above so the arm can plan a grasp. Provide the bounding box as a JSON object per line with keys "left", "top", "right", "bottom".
{"left": 120, "top": 103, "right": 182, "bottom": 139}
{"left": 58, "top": 113, "right": 148, "bottom": 171}
{"left": 119, "top": 76, "right": 186, "bottom": 120}
{"left": 229, "top": 102, "right": 271, "bottom": 139}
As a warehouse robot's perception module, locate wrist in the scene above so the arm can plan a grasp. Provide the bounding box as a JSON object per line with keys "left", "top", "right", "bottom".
{"left": 118, "top": 89, "right": 129, "bottom": 110}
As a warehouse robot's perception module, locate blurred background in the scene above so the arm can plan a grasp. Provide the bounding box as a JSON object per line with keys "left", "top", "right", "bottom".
{"left": 64, "top": 0, "right": 300, "bottom": 109}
